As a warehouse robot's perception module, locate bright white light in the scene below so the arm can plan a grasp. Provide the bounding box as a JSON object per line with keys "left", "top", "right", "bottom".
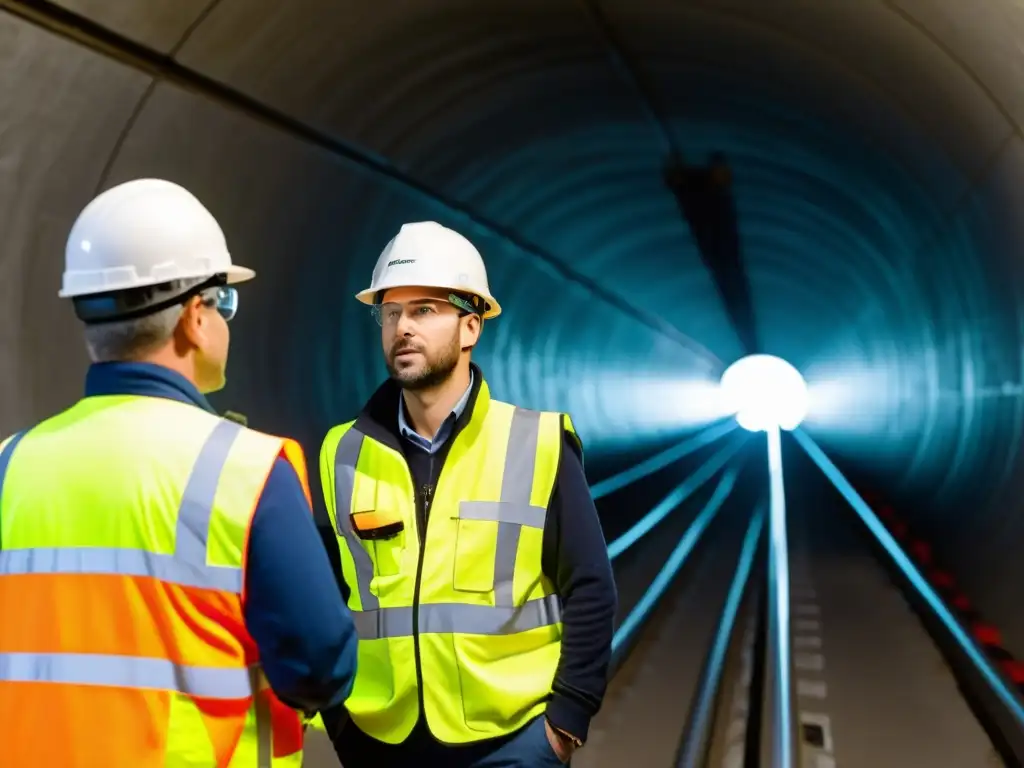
{"left": 719, "top": 354, "right": 809, "bottom": 432}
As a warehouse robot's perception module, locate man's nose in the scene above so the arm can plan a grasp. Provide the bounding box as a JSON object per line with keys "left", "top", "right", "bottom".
{"left": 395, "top": 311, "right": 416, "bottom": 336}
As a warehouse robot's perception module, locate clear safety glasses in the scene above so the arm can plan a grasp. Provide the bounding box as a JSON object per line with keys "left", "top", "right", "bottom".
{"left": 371, "top": 293, "right": 476, "bottom": 328}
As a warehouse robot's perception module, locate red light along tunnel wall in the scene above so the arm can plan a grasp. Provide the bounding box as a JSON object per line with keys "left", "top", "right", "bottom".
{"left": 859, "top": 490, "right": 1024, "bottom": 692}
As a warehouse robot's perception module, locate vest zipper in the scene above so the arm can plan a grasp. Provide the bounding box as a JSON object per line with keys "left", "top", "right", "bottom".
{"left": 411, "top": 454, "right": 435, "bottom": 728}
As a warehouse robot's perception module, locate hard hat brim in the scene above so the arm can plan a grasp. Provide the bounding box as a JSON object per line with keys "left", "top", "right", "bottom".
{"left": 355, "top": 285, "right": 501, "bottom": 319}
{"left": 225, "top": 264, "right": 256, "bottom": 284}
{"left": 58, "top": 263, "right": 257, "bottom": 299}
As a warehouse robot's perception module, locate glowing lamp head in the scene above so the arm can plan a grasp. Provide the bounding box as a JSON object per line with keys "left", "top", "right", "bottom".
{"left": 720, "top": 354, "right": 808, "bottom": 432}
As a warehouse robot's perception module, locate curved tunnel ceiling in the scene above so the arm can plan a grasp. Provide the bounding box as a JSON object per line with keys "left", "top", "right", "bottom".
{"left": 4, "top": 0, "right": 1024, "bottom": 634}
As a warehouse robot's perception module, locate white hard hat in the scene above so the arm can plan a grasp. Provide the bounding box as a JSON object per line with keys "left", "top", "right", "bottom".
{"left": 355, "top": 221, "right": 501, "bottom": 319}
{"left": 59, "top": 178, "right": 255, "bottom": 299}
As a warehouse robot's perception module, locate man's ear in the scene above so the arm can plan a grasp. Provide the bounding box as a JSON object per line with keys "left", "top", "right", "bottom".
{"left": 460, "top": 314, "right": 482, "bottom": 351}
{"left": 176, "top": 295, "right": 207, "bottom": 351}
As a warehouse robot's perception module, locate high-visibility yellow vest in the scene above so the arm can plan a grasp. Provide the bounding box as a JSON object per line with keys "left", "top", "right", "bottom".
{"left": 320, "top": 380, "right": 579, "bottom": 745}
{"left": 0, "top": 395, "right": 308, "bottom": 767}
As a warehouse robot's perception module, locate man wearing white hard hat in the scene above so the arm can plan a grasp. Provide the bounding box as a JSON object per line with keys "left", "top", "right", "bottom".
{"left": 0, "top": 178, "right": 358, "bottom": 767}
{"left": 314, "top": 221, "right": 617, "bottom": 766}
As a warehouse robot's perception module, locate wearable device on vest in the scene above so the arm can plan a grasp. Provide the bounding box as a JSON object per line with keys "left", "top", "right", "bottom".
{"left": 73, "top": 272, "right": 235, "bottom": 324}
{"left": 222, "top": 410, "right": 248, "bottom": 426}
{"left": 350, "top": 510, "right": 405, "bottom": 540}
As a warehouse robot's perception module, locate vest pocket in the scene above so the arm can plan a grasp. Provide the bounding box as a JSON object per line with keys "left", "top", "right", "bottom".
{"left": 454, "top": 501, "right": 548, "bottom": 594}
{"left": 372, "top": 537, "right": 404, "bottom": 578}
{"left": 454, "top": 631, "right": 561, "bottom": 732}
{"left": 453, "top": 517, "right": 496, "bottom": 592}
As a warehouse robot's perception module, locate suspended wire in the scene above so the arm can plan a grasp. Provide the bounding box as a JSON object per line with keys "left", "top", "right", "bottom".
{"left": 591, "top": 419, "right": 737, "bottom": 500}
{"left": 575, "top": 0, "right": 762, "bottom": 365}
{"left": 576, "top": 0, "right": 684, "bottom": 160}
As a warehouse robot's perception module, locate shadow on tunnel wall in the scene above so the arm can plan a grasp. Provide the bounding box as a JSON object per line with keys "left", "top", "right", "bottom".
{"left": 5, "top": 0, "right": 1024, "bottom": 657}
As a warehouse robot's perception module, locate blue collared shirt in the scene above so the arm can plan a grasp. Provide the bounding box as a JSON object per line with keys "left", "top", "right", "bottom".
{"left": 397, "top": 370, "right": 474, "bottom": 454}
{"left": 83, "top": 361, "right": 358, "bottom": 713}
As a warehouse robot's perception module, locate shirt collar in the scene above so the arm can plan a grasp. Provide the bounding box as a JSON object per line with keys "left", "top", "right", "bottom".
{"left": 397, "top": 369, "right": 474, "bottom": 444}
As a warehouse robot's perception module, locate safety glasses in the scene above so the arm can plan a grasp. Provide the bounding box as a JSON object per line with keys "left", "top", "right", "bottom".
{"left": 371, "top": 293, "right": 479, "bottom": 327}
{"left": 201, "top": 286, "right": 238, "bottom": 322}
{"left": 74, "top": 273, "right": 235, "bottom": 325}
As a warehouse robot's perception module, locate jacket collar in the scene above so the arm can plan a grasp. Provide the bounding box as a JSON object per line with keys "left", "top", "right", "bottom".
{"left": 84, "top": 361, "right": 216, "bottom": 413}
{"left": 355, "top": 362, "right": 489, "bottom": 451}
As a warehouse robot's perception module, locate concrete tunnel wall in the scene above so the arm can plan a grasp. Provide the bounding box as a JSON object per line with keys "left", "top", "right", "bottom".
{"left": 4, "top": 0, "right": 1024, "bottom": 650}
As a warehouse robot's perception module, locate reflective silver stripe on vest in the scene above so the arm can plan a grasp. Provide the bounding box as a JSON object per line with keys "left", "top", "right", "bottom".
{"left": 0, "top": 651, "right": 273, "bottom": 762}
{"left": 350, "top": 593, "right": 561, "bottom": 640}
{"left": 468, "top": 408, "right": 543, "bottom": 606}
{"left": 174, "top": 419, "right": 244, "bottom": 582}
{"left": 0, "top": 547, "right": 242, "bottom": 592}
{"left": 333, "top": 428, "right": 379, "bottom": 612}
{"left": 0, "top": 651, "right": 253, "bottom": 699}
{"left": 420, "top": 592, "right": 559, "bottom": 634}
{"left": 457, "top": 501, "right": 546, "bottom": 528}
{"left": 350, "top": 605, "right": 414, "bottom": 640}
{"left": 0, "top": 419, "right": 245, "bottom": 593}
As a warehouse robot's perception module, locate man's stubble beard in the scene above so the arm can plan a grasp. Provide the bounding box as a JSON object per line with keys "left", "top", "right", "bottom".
{"left": 386, "top": 333, "right": 461, "bottom": 391}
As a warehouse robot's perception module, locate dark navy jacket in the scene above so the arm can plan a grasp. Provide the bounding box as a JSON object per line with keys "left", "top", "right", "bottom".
{"left": 84, "top": 362, "right": 358, "bottom": 713}
{"left": 313, "top": 366, "right": 617, "bottom": 749}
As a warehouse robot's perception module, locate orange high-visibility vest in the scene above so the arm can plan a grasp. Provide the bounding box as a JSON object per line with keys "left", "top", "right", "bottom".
{"left": 0, "top": 394, "right": 310, "bottom": 767}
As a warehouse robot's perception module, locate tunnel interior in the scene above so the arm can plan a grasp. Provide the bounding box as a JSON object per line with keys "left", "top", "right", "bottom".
{"left": 4, "top": 0, "right": 1024, "bottom": 658}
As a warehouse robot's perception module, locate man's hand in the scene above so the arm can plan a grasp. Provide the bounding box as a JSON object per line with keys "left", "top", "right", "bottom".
{"left": 544, "top": 718, "right": 577, "bottom": 763}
